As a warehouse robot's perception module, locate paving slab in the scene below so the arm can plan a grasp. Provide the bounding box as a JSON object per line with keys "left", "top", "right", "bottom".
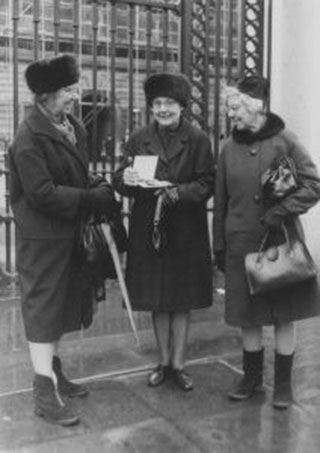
{"left": 2, "top": 357, "right": 320, "bottom": 452}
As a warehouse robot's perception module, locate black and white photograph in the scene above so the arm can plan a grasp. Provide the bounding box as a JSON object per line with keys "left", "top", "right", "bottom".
{"left": 1, "top": 1, "right": 320, "bottom": 451}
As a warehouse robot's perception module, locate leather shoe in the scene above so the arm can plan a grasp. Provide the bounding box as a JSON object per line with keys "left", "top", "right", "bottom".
{"left": 148, "top": 364, "right": 171, "bottom": 387}
{"left": 171, "top": 368, "right": 194, "bottom": 391}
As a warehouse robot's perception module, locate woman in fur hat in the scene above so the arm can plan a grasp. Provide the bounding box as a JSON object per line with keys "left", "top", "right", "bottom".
{"left": 214, "top": 75, "right": 320, "bottom": 409}
{"left": 114, "top": 73, "right": 215, "bottom": 391}
{"left": 9, "top": 54, "right": 119, "bottom": 426}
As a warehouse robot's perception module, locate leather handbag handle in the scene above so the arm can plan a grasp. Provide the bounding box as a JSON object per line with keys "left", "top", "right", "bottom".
{"left": 257, "top": 223, "right": 290, "bottom": 262}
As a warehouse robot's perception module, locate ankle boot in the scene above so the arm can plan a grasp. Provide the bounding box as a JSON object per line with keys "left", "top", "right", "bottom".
{"left": 53, "top": 356, "right": 89, "bottom": 398}
{"left": 33, "top": 374, "right": 79, "bottom": 426}
{"left": 273, "top": 352, "right": 294, "bottom": 410}
{"left": 228, "top": 349, "right": 264, "bottom": 400}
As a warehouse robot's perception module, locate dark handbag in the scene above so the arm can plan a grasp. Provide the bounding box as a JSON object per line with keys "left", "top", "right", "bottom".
{"left": 82, "top": 211, "right": 128, "bottom": 279}
{"left": 245, "top": 224, "right": 317, "bottom": 296}
{"left": 151, "top": 193, "right": 169, "bottom": 254}
{"left": 261, "top": 156, "right": 298, "bottom": 200}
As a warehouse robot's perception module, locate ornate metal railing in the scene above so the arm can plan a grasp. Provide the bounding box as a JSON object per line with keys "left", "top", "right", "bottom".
{"left": 0, "top": 0, "right": 270, "bottom": 281}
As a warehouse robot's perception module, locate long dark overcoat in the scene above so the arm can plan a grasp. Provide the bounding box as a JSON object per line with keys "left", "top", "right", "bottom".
{"left": 9, "top": 105, "right": 93, "bottom": 342}
{"left": 113, "top": 118, "right": 215, "bottom": 312}
{"left": 214, "top": 113, "right": 320, "bottom": 327}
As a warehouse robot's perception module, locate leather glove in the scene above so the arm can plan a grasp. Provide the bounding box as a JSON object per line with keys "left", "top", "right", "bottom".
{"left": 88, "top": 174, "right": 107, "bottom": 188}
{"left": 261, "top": 210, "right": 284, "bottom": 229}
{"left": 160, "top": 186, "right": 179, "bottom": 207}
{"left": 79, "top": 185, "right": 118, "bottom": 215}
{"left": 214, "top": 250, "right": 226, "bottom": 272}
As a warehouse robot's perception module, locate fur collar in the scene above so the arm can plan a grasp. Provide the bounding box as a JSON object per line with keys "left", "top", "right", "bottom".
{"left": 232, "top": 112, "right": 285, "bottom": 144}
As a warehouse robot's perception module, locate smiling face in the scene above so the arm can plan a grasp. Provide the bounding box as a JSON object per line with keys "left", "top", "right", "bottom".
{"left": 44, "top": 83, "right": 80, "bottom": 118}
{"left": 151, "top": 97, "right": 183, "bottom": 128}
{"left": 226, "top": 93, "right": 266, "bottom": 132}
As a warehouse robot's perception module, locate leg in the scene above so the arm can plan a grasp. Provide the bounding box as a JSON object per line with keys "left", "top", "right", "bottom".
{"left": 29, "top": 341, "right": 55, "bottom": 379}
{"left": 152, "top": 311, "right": 171, "bottom": 365}
{"left": 171, "top": 311, "right": 190, "bottom": 370}
{"left": 170, "top": 311, "right": 193, "bottom": 391}
{"left": 229, "top": 326, "right": 264, "bottom": 400}
{"left": 148, "top": 312, "right": 172, "bottom": 387}
{"left": 242, "top": 326, "right": 263, "bottom": 351}
{"left": 274, "top": 321, "right": 295, "bottom": 355}
{"left": 273, "top": 322, "right": 295, "bottom": 410}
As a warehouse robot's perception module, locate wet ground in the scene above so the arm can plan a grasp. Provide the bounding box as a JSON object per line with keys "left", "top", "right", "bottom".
{"left": 1, "top": 275, "right": 320, "bottom": 452}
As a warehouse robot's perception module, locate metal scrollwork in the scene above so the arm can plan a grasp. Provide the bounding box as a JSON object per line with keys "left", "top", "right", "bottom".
{"left": 241, "top": 0, "right": 265, "bottom": 75}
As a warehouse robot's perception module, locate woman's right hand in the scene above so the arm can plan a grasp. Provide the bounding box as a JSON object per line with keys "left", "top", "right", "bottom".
{"left": 123, "top": 167, "right": 140, "bottom": 186}
{"left": 80, "top": 185, "right": 118, "bottom": 214}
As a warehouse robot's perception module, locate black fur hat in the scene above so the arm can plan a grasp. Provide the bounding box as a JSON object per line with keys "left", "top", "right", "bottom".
{"left": 144, "top": 72, "right": 191, "bottom": 108}
{"left": 237, "top": 75, "right": 269, "bottom": 102}
{"left": 25, "top": 54, "right": 79, "bottom": 95}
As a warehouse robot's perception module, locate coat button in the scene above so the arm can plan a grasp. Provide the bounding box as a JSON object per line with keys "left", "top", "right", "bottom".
{"left": 253, "top": 194, "right": 261, "bottom": 202}
{"left": 250, "top": 148, "right": 257, "bottom": 156}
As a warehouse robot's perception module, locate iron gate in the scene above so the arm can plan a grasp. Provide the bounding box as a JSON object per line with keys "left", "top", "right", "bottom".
{"left": 0, "top": 0, "right": 269, "bottom": 278}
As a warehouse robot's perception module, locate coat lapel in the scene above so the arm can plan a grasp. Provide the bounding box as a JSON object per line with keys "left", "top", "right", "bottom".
{"left": 143, "top": 122, "right": 167, "bottom": 162}
{"left": 143, "top": 118, "right": 191, "bottom": 162}
{"left": 25, "top": 105, "right": 88, "bottom": 173}
{"left": 165, "top": 118, "right": 191, "bottom": 161}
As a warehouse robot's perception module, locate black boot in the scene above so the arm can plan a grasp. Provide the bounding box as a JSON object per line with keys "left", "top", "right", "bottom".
{"left": 33, "top": 374, "right": 79, "bottom": 426}
{"left": 273, "top": 352, "right": 294, "bottom": 410}
{"left": 53, "top": 356, "right": 89, "bottom": 398}
{"left": 228, "top": 349, "right": 264, "bottom": 400}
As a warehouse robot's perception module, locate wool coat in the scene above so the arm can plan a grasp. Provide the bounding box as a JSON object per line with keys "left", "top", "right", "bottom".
{"left": 113, "top": 118, "right": 215, "bottom": 312}
{"left": 9, "top": 105, "right": 94, "bottom": 342}
{"left": 214, "top": 113, "right": 320, "bottom": 327}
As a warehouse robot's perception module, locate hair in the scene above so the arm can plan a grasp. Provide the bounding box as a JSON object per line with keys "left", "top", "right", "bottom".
{"left": 34, "top": 93, "right": 49, "bottom": 104}
{"left": 223, "top": 85, "right": 266, "bottom": 115}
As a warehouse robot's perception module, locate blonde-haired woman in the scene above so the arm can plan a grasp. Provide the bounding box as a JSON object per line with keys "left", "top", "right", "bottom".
{"left": 214, "top": 76, "right": 320, "bottom": 409}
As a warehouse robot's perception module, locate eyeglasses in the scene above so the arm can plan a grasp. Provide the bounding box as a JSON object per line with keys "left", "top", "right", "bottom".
{"left": 151, "top": 98, "right": 179, "bottom": 109}
{"left": 60, "top": 86, "right": 80, "bottom": 96}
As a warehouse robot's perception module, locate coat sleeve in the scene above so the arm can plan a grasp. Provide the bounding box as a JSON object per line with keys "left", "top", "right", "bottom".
{"left": 263, "top": 131, "right": 320, "bottom": 225}
{"left": 213, "top": 147, "right": 228, "bottom": 251}
{"left": 113, "top": 133, "right": 139, "bottom": 198}
{"left": 10, "top": 135, "right": 81, "bottom": 219}
{"left": 177, "top": 133, "right": 215, "bottom": 203}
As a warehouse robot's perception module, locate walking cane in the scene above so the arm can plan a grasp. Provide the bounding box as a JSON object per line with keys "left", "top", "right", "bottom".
{"left": 100, "top": 223, "right": 140, "bottom": 346}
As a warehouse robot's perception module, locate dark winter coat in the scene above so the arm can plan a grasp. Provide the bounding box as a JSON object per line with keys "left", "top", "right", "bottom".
{"left": 9, "top": 105, "right": 93, "bottom": 342}
{"left": 113, "top": 118, "right": 215, "bottom": 312}
{"left": 214, "top": 113, "right": 320, "bottom": 327}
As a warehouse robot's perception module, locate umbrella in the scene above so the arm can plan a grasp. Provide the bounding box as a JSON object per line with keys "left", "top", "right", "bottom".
{"left": 100, "top": 223, "right": 140, "bottom": 346}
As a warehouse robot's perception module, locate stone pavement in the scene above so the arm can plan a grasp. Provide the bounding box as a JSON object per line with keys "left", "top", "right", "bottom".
{"left": 1, "top": 279, "right": 320, "bottom": 452}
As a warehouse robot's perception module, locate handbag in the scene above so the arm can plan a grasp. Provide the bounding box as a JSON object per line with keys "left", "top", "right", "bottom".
{"left": 245, "top": 224, "right": 317, "bottom": 296}
{"left": 261, "top": 156, "right": 298, "bottom": 200}
{"left": 82, "top": 211, "right": 128, "bottom": 279}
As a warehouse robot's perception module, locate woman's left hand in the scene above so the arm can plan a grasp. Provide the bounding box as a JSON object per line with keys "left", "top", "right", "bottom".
{"left": 261, "top": 210, "right": 283, "bottom": 229}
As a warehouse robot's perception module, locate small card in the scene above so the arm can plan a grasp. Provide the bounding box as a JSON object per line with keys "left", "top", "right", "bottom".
{"left": 133, "top": 156, "right": 158, "bottom": 180}
{"left": 137, "top": 179, "right": 173, "bottom": 189}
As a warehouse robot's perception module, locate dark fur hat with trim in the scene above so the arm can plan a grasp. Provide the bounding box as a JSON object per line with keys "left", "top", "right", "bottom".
{"left": 25, "top": 54, "right": 79, "bottom": 95}
{"left": 237, "top": 75, "right": 269, "bottom": 102}
{"left": 144, "top": 72, "right": 191, "bottom": 108}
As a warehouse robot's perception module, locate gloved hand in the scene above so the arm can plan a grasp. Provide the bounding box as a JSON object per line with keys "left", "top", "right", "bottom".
{"left": 261, "top": 210, "right": 284, "bottom": 229}
{"left": 214, "top": 250, "right": 226, "bottom": 272}
{"left": 88, "top": 173, "right": 108, "bottom": 188}
{"left": 80, "top": 185, "right": 118, "bottom": 215}
{"left": 159, "top": 186, "right": 179, "bottom": 207}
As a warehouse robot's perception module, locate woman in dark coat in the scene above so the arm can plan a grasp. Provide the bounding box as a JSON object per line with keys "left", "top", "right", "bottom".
{"left": 214, "top": 76, "right": 320, "bottom": 409}
{"left": 114, "top": 73, "right": 215, "bottom": 391}
{"left": 9, "top": 54, "right": 117, "bottom": 426}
